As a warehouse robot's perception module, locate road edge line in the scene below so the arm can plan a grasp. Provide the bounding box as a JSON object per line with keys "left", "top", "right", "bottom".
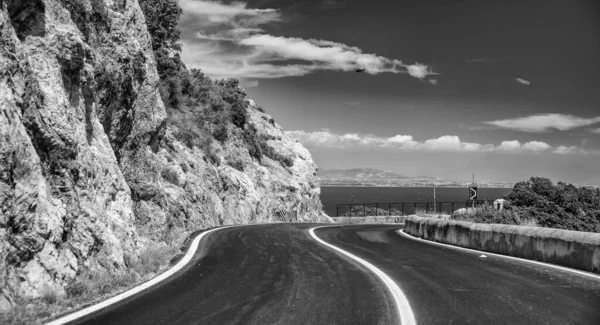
{"left": 45, "top": 226, "right": 232, "bottom": 325}
{"left": 309, "top": 226, "right": 417, "bottom": 325}
{"left": 397, "top": 229, "right": 600, "bottom": 281}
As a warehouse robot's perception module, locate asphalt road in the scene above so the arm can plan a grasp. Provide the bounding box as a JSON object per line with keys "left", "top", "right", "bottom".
{"left": 69, "top": 224, "right": 600, "bottom": 325}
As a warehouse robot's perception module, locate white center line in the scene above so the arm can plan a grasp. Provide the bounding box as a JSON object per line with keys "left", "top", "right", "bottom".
{"left": 309, "top": 226, "right": 417, "bottom": 325}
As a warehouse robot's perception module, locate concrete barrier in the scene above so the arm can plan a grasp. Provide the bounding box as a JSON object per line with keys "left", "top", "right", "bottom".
{"left": 404, "top": 216, "right": 600, "bottom": 274}
{"left": 331, "top": 216, "right": 406, "bottom": 224}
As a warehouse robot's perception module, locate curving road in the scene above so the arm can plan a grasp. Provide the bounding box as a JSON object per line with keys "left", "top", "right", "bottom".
{"left": 68, "top": 224, "right": 600, "bottom": 325}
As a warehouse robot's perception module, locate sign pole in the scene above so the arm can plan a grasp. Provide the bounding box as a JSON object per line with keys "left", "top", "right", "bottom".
{"left": 433, "top": 186, "right": 436, "bottom": 213}
{"left": 472, "top": 172, "right": 475, "bottom": 208}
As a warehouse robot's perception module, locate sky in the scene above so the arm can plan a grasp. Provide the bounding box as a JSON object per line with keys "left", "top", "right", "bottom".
{"left": 177, "top": 0, "right": 600, "bottom": 184}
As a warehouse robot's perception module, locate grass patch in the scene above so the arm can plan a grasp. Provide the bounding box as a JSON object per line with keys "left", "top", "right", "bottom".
{"left": 131, "top": 244, "right": 179, "bottom": 276}
{"left": 450, "top": 203, "right": 538, "bottom": 227}
{"left": 1, "top": 244, "right": 180, "bottom": 324}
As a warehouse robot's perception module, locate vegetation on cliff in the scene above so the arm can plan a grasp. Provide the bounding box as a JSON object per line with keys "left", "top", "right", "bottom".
{"left": 138, "top": 0, "right": 293, "bottom": 169}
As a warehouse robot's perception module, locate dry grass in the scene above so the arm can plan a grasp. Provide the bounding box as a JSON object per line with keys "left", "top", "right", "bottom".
{"left": 1, "top": 243, "right": 181, "bottom": 325}
{"left": 450, "top": 203, "right": 539, "bottom": 227}
{"left": 131, "top": 244, "right": 179, "bottom": 276}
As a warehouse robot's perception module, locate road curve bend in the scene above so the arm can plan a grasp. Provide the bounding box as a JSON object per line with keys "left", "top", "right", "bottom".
{"left": 63, "top": 224, "right": 600, "bottom": 325}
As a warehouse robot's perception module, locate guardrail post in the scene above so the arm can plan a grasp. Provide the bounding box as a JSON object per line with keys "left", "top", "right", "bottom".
{"left": 376, "top": 203, "right": 378, "bottom": 216}
{"left": 363, "top": 204, "right": 366, "bottom": 217}
{"left": 389, "top": 203, "right": 391, "bottom": 216}
{"left": 336, "top": 205, "right": 338, "bottom": 217}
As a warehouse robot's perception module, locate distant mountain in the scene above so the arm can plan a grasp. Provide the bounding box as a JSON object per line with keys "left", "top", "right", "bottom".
{"left": 319, "top": 168, "right": 440, "bottom": 181}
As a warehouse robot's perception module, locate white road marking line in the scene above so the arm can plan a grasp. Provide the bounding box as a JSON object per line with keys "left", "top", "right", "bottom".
{"left": 46, "top": 226, "right": 232, "bottom": 325}
{"left": 398, "top": 229, "right": 600, "bottom": 281}
{"left": 309, "top": 226, "right": 417, "bottom": 325}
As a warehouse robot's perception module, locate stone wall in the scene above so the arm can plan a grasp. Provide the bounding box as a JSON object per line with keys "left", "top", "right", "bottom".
{"left": 405, "top": 216, "right": 600, "bottom": 273}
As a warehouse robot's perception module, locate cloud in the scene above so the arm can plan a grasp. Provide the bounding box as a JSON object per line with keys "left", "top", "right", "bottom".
{"left": 286, "top": 130, "right": 592, "bottom": 154}
{"left": 179, "top": 1, "right": 436, "bottom": 80}
{"left": 553, "top": 146, "right": 580, "bottom": 154}
{"left": 484, "top": 114, "right": 600, "bottom": 132}
{"left": 515, "top": 78, "right": 531, "bottom": 86}
{"left": 590, "top": 127, "right": 600, "bottom": 134}
{"left": 345, "top": 101, "right": 360, "bottom": 106}
{"left": 497, "top": 140, "right": 521, "bottom": 151}
{"left": 522, "top": 141, "right": 551, "bottom": 152}
{"left": 179, "top": 0, "right": 281, "bottom": 28}
{"left": 243, "top": 80, "right": 260, "bottom": 88}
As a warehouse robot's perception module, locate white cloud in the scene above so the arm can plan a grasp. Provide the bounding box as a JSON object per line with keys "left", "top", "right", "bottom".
{"left": 286, "top": 130, "right": 594, "bottom": 154}
{"left": 553, "top": 145, "right": 579, "bottom": 154}
{"left": 484, "top": 114, "right": 600, "bottom": 132}
{"left": 590, "top": 127, "right": 600, "bottom": 134}
{"left": 243, "top": 80, "right": 260, "bottom": 88}
{"left": 515, "top": 78, "right": 531, "bottom": 85}
{"left": 497, "top": 140, "right": 521, "bottom": 151}
{"left": 423, "top": 135, "right": 462, "bottom": 151}
{"left": 521, "top": 141, "right": 551, "bottom": 152}
{"left": 179, "top": 1, "right": 436, "bottom": 80}
{"left": 179, "top": 0, "right": 281, "bottom": 28}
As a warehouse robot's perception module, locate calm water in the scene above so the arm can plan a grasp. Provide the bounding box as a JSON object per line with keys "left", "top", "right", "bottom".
{"left": 320, "top": 186, "right": 512, "bottom": 216}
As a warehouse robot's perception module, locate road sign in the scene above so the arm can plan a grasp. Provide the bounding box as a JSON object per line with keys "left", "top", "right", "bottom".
{"left": 469, "top": 187, "right": 478, "bottom": 200}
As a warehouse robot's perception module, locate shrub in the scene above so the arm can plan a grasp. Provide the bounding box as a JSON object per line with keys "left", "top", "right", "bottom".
{"left": 504, "top": 177, "right": 600, "bottom": 232}
{"left": 213, "top": 124, "right": 228, "bottom": 142}
{"left": 65, "top": 280, "right": 88, "bottom": 298}
{"left": 40, "top": 286, "right": 60, "bottom": 304}
{"left": 132, "top": 245, "right": 178, "bottom": 276}
{"left": 258, "top": 138, "right": 294, "bottom": 168}
{"left": 227, "top": 158, "right": 244, "bottom": 172}
{"left": 255, "top": 106, "right": 265, "bottom": 113}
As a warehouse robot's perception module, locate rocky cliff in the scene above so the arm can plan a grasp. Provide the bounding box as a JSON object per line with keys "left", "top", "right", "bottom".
{"left": 0, "top": 0, "right": 328, "bottom": 311}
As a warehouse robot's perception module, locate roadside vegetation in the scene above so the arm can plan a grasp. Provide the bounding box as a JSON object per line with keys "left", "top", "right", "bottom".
{"left": 450, "top": 177, "right": 600, "bottom": 232}
{"left": 1, "top": 244, "right": 179, "bottom": 325}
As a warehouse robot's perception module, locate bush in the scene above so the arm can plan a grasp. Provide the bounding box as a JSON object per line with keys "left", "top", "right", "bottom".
{"left": 40, "top": 286, "right": 60, "bottom": 304}
{"left": 132, "top": 245, "right": 178, "bottom": 276}
{"left": 65, "top": 280, "right": 88, "bottom": 298}
{"left": 464, "top": 177, "right": 600, "bottom": 232}
{"left": 227, "top": 159, "right": 244, "bottom": 172}
{"left": 243, "top": 124, "right": 262, "bottom": 162}
{"left": 259, "top": 140, "right": 294, "bottom": 168}
{"left": 213, "top": 124, "right": 228, "bottom": 142}
{"left": 255, "top": 106, "right": 265, "bottom": 113}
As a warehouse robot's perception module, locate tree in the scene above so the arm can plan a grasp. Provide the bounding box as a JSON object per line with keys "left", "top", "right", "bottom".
{"left": 138, "top": 0, "right": 183, "bottom": 79}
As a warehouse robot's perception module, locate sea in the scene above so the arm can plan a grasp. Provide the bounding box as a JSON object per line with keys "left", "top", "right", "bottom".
{"left": 320, "top": 186, "right": 513, "bottom": 217}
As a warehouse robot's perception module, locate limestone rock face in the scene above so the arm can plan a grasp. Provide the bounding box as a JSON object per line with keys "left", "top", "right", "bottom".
{"left": 0, "top": 0, "right": 328, "bottom": 303}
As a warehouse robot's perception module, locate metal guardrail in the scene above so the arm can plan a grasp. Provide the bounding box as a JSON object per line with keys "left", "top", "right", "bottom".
{"left": 335, "top": 200, "right": 488, "bottom": 217}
